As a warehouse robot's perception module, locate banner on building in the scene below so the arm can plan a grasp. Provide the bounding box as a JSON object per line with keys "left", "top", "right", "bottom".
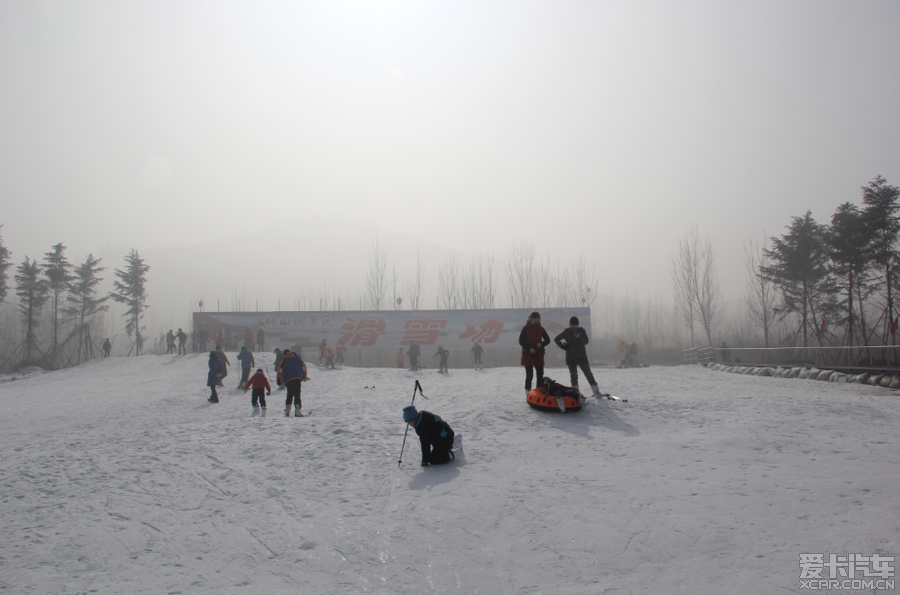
{"left": 192, "top": 307, "right": 590, "bottom": 352}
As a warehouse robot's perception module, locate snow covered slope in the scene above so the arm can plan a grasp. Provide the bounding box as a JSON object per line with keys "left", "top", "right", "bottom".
{"left": 0, "top": 356, "right": 898, "bottom": 594}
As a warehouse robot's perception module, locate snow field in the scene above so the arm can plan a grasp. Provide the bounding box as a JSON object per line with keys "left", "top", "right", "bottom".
{"left": 0, "top": 355, "right": 898, "bottom": 594}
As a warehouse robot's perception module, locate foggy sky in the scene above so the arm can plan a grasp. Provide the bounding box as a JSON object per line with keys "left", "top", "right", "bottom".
{"left": 2, "top": 0, "right": 899, "bottom": 316}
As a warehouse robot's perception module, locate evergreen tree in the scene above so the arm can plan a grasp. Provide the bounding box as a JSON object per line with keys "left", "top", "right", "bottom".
{"left": 0, "top": 226, "right": 10, "bottom": 306}
{"left": 42, "top": 243, "right": 73, "bottom": 360}
{"left": 861, "top": 175, "right": 900, "bottom": 341}
{"left": 827, "top": 202, "right": 874, "bottom": 347}
{"left": 110, "top": 250, "right": 150, "bottom": 356}
{"left": 63, "top": 254, "right": 108, "bottom": 363}
{"left": 762, "top": 211, "right": 836, "bottom": 347}
{"left": 15, "top": 257, "right": 50, "bottom": 363}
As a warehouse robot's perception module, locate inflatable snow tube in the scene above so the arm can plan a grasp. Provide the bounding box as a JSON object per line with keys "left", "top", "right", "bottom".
{"left": 526, "top": 388, "right": 584, "bottom": 413}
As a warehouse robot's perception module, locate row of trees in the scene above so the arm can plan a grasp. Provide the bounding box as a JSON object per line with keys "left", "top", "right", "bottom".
{"left": 0, "top": 231, "right": 150, "bottom": 370}
{"left": 748, "top": 176, "right": 900, "bottom": 355}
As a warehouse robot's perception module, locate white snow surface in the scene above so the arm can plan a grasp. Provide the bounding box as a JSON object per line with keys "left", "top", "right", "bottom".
{"left": 1, "top": 355, "right": 898, "bottom": 594}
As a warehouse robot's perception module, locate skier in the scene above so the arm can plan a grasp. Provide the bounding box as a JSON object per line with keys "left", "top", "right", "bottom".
{"left": 166, "top": 330, "right": 176, "bottom": 354}
{"left": 102, "top": 338, "right": 112, "bottom": 358}
{"left": 273, "top": 347, "right": 284, "bottom": 388}
{"left": 403, "top": 405, "right": 456, "bottom": 466}
{"left": 335, "top": 340, "right": 346, "bottom": 366}
{"left": 197, "top": 328, "right": 208, "bottom": 352}
{"left": 396, "top": 348, "right": 405, "bottom": 368}
{"left": 215, "top": 345, "right": 230, "bottom": 386}
{"left": 281, "top": 349, "right": 307, "bottom": 416}
{"left": 324, "top": 345, "right": 336, "bottom": 369}
{"left": 244, "top": 368, "right": 271, "bottom": 416}
{"left": 207, "top": 351, "right": 222, "bottom": 403}
{"left": 518, "top": 311, "right": 550, "bottom": 395}
{"left": 318, "top": 339, "right": 328, "bottom": 366}
{"left": 256, "top": 327, "right": 265, "bottom": 352}
{"left": 553, "top": 316, "right": 602, "bottom": 398}
{"left": 471, "top": 342, "right": 484, "bottom": 369}
{"left": 236, "top": 346, "right": 255, "bottom": 389}
{"left": 434, "top": 346, "right": 449, "bottom": 373}
{"left": 176, "top": 328, "right": 187, "bottom": 356}
{"left": 408, "top": 341, "right": 421, "bottom": 370}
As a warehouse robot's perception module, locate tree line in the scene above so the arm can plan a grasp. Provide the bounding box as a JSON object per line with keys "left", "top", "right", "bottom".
{"left": 0, "top": 231, "right": 150, "bottom": 372}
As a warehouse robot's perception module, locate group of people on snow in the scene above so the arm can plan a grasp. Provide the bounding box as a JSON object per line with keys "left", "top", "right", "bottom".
{"left": 207, "top": 344, "right": 307, "bottom": 416}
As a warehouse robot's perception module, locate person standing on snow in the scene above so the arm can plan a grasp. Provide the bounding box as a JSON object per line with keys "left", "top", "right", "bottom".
{"left": 102, "top": 338, "right": 112, "bottom": 357}
{"left": 324, "top": 345, "right": 336, "bottom": 369}
{"left": 207, "top": 351, "right": 222, "bottom": 403}
{"left": 318, "top": 339, "right": 328, "bottom": 366}
{"left": 176, "top": 328, "right": 187, "bottom": 356}
{"left": 256, "top": 327, "right": 265, "bottom": 352}
{"left": 518, "top": 311, "right": 550, "bottom": 395}
{"left": 244, "top": 368, "right": 271, "bottom": 415}
{"left": 471, "top": 342, "right": 484, "bottom": 369}
{"left": 166, "top": 330, "right": 176, "bottom": 354}
{"left": 408, "top": 341, "right": 421, "bottom": 370}
{"left": 554, "top": 316, "right": 602, "bottom": 398}
{"left": 236, "top": 346, "right": 255, "bottom": 388}
{"left": 403, "top": 405, "right": 456, "bottom": 466}
{"left": 197, "top": 328, "right": 208, "bottom": 352}
{"left": 335, "top": 340, "right": 346, "bottom": 366}
{"left": 281, "top": 349, "right": 307, "bottom": 416}
{"left": 215, "top": 345, "right": 230, "bottom": 386}
{"left": 434, "top": 346, "right": 449, "bottom": 373}
{"left": 396, "top": 348, "right": 405, "bottom": 368}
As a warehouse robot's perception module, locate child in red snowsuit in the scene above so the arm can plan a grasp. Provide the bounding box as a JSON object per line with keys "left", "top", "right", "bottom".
{"left": 244, "top": 368, "right": 272, "bottom": 415}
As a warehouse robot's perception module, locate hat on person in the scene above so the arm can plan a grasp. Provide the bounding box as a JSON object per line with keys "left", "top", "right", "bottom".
{"left": 403, "top": 406, "right": 419, "bottom": 423}
{"left": 570, "top": 316, "right": 579, "bottom": 325}
{"left": 256, "top": 368, "right": 263, "bottom": 373}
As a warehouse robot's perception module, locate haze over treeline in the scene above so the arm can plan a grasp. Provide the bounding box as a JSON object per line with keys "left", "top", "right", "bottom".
{"left": 3, "top": 173, "right": 900, "bottom": 370}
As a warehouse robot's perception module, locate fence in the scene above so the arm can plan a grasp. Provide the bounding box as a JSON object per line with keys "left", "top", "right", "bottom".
{"left": 683, "top": 345, "right": 900, "bottom": 368}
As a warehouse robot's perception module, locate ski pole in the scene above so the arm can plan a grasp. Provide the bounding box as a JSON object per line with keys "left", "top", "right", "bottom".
{"left": 398, "top": 380, "right": 424, "bottom": 465}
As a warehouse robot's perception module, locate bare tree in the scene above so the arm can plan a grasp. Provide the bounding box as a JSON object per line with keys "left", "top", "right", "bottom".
{"left": 505, "top": 241, "right": 535, "bottom": 308}
{"left": 743, "top": 234, "right": 778, "bottom": 347}
{"left": 364, "top": 237, "right": 388, "bottom": 310}
{"left": 437, "top": 255, "right": 461, "bottom": 309}
{"left": 672, "top": 228, "right": 699, "bottom": 346}
{"left": 569, "top": 255, "right": 599, "bottom": 311}
{"left": 402, "top": 251, "right": 425, "bottom": 310}
{"left": 671, "top": 223, "right": 722, "bottom": 346}
{"left": 695, "top": 233, "right": 723, "bottom": 346}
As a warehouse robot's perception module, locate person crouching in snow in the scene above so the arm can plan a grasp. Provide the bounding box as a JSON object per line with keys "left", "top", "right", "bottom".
{"left": 403, "top": 406, "right": 455, "bottom": 466}
{"left": 244, "top": 368, "right": 271, "bottom": 416}
{"left": 207, "top": 351, "right": 222, "bottom": 403}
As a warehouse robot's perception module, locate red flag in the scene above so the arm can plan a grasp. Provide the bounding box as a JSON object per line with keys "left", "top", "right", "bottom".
{"left": 891, "top": 316, "right": 899, "bottom": 335}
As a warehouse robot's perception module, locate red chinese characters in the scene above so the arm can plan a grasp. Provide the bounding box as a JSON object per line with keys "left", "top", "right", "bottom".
{"left": 338, "top": 315, "right": 387, "bottom": 347}
{"left": 400, "top": 315, "right": 448, "bottom": 345}
{"left": 458, "top": 313, "right": 505, "bottom": 344}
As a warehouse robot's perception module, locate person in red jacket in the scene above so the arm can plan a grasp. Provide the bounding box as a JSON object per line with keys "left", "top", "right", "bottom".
{"left": 518, "top": 311, "right": 551, "bottom": 395}
{"left": 244, "top": 368, "right": 272, "bottom": 416}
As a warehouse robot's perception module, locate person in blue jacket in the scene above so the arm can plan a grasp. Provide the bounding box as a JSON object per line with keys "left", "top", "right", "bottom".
{"left": 236, "top": 346, "right": 255, "bottom": 389}
{"left": 403, "top": 405, "right": 455, "bottom": 466}
{"left": 207, "top": 351, "right": 222, "bottom": 403}
{"left": 280, "top": 349, "right": 307, "bottom": 416}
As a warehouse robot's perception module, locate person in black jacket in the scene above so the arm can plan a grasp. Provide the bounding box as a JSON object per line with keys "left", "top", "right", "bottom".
{"left": 553, "top": 316, "right": 602, "bottom": 397}
{"left": 403, "top": 406, "right": 455, "bottom": 466}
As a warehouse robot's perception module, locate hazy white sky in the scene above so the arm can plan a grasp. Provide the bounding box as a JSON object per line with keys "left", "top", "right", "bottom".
{"left": 2, "top": 0, "right": 899, "bottom": 304}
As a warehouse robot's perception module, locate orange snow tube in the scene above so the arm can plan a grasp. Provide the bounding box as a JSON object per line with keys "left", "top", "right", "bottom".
{"left": 526, "top": 388, "right": 583, "bottom": 412}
